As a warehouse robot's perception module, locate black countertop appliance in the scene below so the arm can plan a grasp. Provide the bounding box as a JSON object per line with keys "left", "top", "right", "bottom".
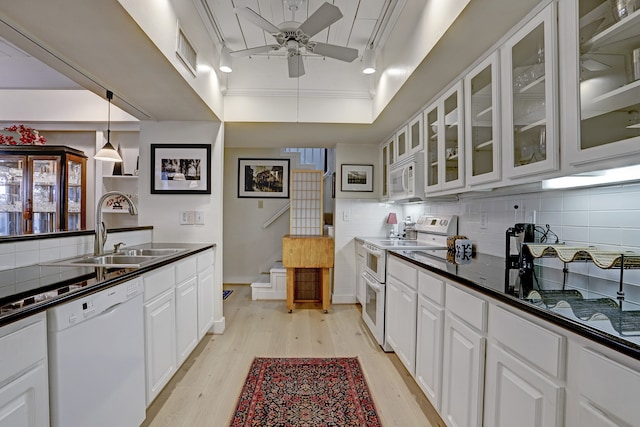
{"left": 505, "top": 223, "right": 535, "bottom": 297}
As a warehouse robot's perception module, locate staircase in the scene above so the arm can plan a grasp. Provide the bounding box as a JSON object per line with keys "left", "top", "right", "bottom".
{"left": 250, "top": 262, "right": 287, "bottom": 300}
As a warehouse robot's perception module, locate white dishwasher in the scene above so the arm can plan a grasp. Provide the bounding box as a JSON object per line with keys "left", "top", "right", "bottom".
{"left": 47, "top": 278, "right": 145, "bottom": 427}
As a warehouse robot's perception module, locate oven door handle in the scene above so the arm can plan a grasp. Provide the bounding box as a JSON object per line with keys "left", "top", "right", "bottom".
{"left": 362, "top": 272, "right": 383, "bottom": 292}
{"left": 363, "top": 245, "right": 384, "bottom": 257}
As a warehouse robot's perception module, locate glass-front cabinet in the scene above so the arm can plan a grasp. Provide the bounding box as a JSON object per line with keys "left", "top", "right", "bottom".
{"left": 408, "top": 113, "right": 424, "bottom": 156}
{"left": 465, "top": 52, "right": 501, "bottom": 185}
{"left": 502, "top": 3, "right": 558, "bottom": 178}
{"left": 0, "top": 146, "right": 86, "bottom": 236}
{"left": 396, "top": 125, "right": 408, "bottom": 161}
{"left": 424, "top": 81, "right": 465, "bottom": 193}
{"left": 564, "top": 0, "right": 640, "bottom": 165}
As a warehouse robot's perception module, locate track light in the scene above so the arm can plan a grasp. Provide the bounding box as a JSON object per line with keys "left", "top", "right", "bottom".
{"left": 94, "top": 90, "right": 123, "bottom": 162}
{"left": 362, "top": 47, "right": 376, "bottom": 75}
{"left": 219, "top": 46, "right": 233, "bottom": 73}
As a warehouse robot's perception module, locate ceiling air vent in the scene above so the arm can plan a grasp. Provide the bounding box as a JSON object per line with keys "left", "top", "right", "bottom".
{"left": 176, "top": 25, "right": 197, "bottom": 77}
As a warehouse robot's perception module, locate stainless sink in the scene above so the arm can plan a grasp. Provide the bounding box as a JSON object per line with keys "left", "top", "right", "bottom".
{"left": 116, "top": 248, "right": 185, "bottom": 257}
{"left": 70, "top": 255, "right": 158, "bottom": 267}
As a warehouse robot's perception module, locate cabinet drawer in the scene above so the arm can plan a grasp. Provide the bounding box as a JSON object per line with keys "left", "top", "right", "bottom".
{"left": 489, "top": 305, "right": 565, "bottom": 379}
{"left": 144, "top": 265, "right": 176, "bottom": 302}
{"left": 446, "top": 284, "right": 487, "bottom": 332}
{"left": 579, "top": 347, "right": 640, "bottom": 427}
{"left": 0, "top": 313, "right": 46, "bottom": 384}
{"left": 388, "top": 257, "right": 417, "bottom": 290}
{"left": 175, "top": 257, "right": 197, "bottom": 284}
{"left": 196, "top": 250, "right": 214, "bottom": 273}
{"left": 418, "top": 269, "right": 445, "bottom": 306}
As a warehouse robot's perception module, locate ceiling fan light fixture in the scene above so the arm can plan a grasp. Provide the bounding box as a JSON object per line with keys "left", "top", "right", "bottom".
{"left": 219, "top": 46, "right": 233, "bottom": 73}
{"left": 362, "top": 48, "right": 376, "bottom": 75}
{"left": 94, "top": 90, "right": 123, "bottom": 163}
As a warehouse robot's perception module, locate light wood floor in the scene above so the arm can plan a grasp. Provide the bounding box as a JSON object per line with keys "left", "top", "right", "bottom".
{"left": 142, "top": 284, "right": 445, "bottom": 427}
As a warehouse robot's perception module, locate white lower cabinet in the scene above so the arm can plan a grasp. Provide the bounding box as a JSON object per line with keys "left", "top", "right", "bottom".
{"left": 386, "top": 257, "right": 418, "bottom": 376}
{"left": 175, "top": 257, "right": 198, "bottom": 367}
{"left": 197, "top": 250, "right": 215, "bottom": 339}
{"left": 567, "top": 346, "right": 640, "bottom": 427}
{"left": 485, "top": 304, "right": 565, "bottom": 427}
{"left": 0, "top": 313, "right": 49, "bottom": 427}
{"left": 143, "top": 251, "right": 215, "bottom": 407}
{"left": 144, "top": 287, "right": 176, "bottom": 407}
{"left": 441, "top": 312, "right": 486, "bottom": 427}
{"left": 415, "top": 270, "right": 445, "bottom": 411}
{"left": 485, "top": 343, "right": 564, "bottom": 427}
{"left": 176, "top": 276, "right": 198, "bottom": 366}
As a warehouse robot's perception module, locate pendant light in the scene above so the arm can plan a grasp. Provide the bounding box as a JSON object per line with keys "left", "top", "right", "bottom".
{"left": 361, "top": 46, "right": 376, "bottom": 75}
{"left": 94, "top": 90, "right": 123, "bottom": 162}
{"left": 219, "top": 46, "right": 233, "bottom": 74}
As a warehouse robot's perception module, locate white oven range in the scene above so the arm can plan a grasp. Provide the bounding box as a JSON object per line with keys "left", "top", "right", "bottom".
{"left": 360, "top": 215, "right": 457, "bottom": 351}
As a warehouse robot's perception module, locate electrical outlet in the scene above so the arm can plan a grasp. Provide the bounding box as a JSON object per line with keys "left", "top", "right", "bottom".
{"left": 258, "top": 200, "right": 263, "bottom": 209}
{"left": 180, "top": 211, "right": 194, "bottom": 225}
{"left": 343, "top": 210, "right": 350, "bottom": 222}
{"left": 480, "top": 211, "right": 489, "bottom": 229}
{"left": 194, "top": 211, "right": 204, "bottom": 225}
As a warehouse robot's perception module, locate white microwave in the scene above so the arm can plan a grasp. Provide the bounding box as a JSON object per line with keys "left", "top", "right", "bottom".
{"left": 389, "top": 156, "right": 424, "bottom": 202}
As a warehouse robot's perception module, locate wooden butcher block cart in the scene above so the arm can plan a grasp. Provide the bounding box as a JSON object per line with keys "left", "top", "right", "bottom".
{"left": 282, "top": 234, "right": 334, "bottom": 313}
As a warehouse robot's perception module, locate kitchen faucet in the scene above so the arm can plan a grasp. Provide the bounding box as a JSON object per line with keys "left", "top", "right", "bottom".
{"left": 94, "top": 191, "right": 138, "bottom": 256}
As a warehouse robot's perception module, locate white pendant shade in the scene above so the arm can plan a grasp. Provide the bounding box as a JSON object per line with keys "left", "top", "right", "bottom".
{"left": 362, "top": 48, "right": 376, "bottom": 74}
{"left": 95, "top": 141, "right": 122, "bottom": 162}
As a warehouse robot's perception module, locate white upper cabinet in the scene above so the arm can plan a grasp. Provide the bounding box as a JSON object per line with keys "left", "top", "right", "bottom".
{"left": 502, "top": 3, "right": 559, "bottom": 179}
{"left": 465, "top": 52, "right": 501, "bottom": 185}
{"left": 561, "top": 0, "right": 640, "bottom": 166}
{"left": 408, "top": 113, "right": 424, "bottom": 155}
{"left": 396, "top": 125, "right": 409, "bottom": 161}
{"left": 424, "top": 80, "right": 465, "bottom": 193}
{"left": 380, "top": 139, "right": 391, "bottom": 200}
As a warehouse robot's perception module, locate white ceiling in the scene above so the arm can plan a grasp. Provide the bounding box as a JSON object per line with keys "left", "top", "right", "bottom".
{"left": 0, "top": 0, "right": 542, "bottom": 148}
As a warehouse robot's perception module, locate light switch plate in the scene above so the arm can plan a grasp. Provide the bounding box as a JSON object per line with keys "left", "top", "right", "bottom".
{"left": 194, "top": 211, "right": 204, "bottom": 225}
{"left": 180, "top": 211, "right": 194, "bottom": 225}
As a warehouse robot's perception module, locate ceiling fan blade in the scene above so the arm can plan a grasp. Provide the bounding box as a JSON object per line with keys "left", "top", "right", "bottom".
{"left": 298, "top": 2, "right": 343, "bottom": 38}
{"left": 308, "top": 42, "right": 358, "bottom": 62}
{"left": 288, "top": 54, "right": 305, "bottom": 78}
{"left": 235, "top": 7, "right": 282, "bottom": 35}
{"left": 229, "top": 45, "right": 281, "bottom": 57}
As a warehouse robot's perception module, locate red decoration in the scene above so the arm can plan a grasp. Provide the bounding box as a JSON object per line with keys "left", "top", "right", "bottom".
{"left": 0, "top": 125, "right": 46, "bottom": 145}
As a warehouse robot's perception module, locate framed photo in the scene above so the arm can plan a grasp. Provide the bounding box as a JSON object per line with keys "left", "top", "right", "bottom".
{"left": 151, "top": 144, "right": 211, "bottom": 194}
{"left": 238, "top": 158, "right": 290, "bottom": 198}
{"left": 341, "top": 164, "right": 374, "bottom": 192}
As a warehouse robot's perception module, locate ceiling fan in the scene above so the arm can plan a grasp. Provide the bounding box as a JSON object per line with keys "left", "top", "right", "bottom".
{"left": 230, "top": 0, "right": 359, "bottom": 78}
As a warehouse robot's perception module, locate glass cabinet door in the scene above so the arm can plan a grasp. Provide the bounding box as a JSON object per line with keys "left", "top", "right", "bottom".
{"left": 30, "top": 157, "right": 59, "bottom": 234}
{"left": 425, "top": 104, "right": 440, "bottom": 189}
{"left": 442, "top": 82, "right": 464, "bottom": 189}
{"left": 396, "top": 126, "right": 408, "bottom": 160}
{"left": 503, "top": 3, "right": 558, "bottom": 178}
{"left": 573, "top": 0, "right": 640, "bottom": 162}
{"left": 465, "top": 52, "right": 501, "bottom": 185}
{"left": 66, "top": 156, "right": 85, "bottom": 231}
{"left": 424, "top": 81, "right": 465, "bottom": 192}
{"left": 408, "top": 114, "right": 424, "bottom": 154}
{"left": 381, "top": 143, "right": 389, "bottom": 199}
{"left": 0, "top": 156, "right": 25, "bottom": 236}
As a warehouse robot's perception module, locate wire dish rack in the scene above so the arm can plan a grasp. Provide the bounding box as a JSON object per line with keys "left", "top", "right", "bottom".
{"left": 523, "top": 244, "right": 640, "bottom": 337}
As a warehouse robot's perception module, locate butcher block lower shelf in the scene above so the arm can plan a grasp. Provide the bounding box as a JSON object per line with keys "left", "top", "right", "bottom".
{"left": 282, "top": 234, "right": 334, "bottom": 313}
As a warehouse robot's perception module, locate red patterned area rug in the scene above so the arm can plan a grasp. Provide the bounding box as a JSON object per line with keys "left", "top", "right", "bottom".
{"left": 229, "top": 357, "right": 382, "bottom": 426}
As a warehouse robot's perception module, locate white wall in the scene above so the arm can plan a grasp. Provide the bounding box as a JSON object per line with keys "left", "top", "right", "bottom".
{"left": 223, "top": 147, "right": 294, "bottom": 283}
{"left": 332, "top": 143, "right": 401, "bottom": 303}
{"left": 138, "top": 120, "right": 225, "bottom": 333}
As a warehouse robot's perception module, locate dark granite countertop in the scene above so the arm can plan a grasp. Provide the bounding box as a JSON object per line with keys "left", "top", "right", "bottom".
{"left": 390, "top": 250, "right": 640, "bottom": 360}
{"left": 0, "top": 242, "right": 215, "bottom": 327}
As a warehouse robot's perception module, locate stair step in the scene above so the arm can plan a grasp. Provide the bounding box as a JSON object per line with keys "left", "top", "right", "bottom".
{"left": 270, "top": 261, "right": 285, "bottom": 272}
{"left": 250, "top": 273, "right": 271, "bottom": 288}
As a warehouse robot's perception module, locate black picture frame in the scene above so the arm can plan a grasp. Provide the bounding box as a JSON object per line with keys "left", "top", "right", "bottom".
{"left": 238, "top": 158, "right": 290, "bottom": 199}
{"left": 341, "top": 164, "right": 374, "bottom": 192}
{"left": 150, "top": 144, "right": 211, "bottom": 194}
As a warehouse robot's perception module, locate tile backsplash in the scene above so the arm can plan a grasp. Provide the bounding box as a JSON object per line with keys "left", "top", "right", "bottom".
{"left": 400, "top": 181, "right": 640, "bottom": 302}
{"left": 0, "top": 229, "right": 152, "bottom": 299}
